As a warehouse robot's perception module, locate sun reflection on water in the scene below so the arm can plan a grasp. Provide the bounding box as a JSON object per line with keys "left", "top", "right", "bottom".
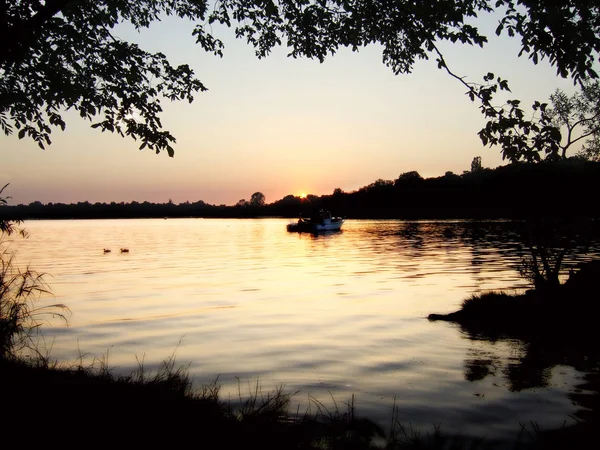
{"left": 12, "top": 218, "right": 600, "bottom": 442}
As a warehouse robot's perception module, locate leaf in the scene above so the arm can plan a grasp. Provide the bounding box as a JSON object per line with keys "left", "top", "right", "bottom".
{"left": 478, "top": 131, "right": 488, "bottom": 146}
{"left": 265, "top": 1, "right": 278, "bottom": 17}
{"left": 531, "top": 53, "right": 538, "bottom": 64}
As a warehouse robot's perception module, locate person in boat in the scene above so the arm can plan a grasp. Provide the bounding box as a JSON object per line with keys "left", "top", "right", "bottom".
{"left": 310, "top": 210, "right": 326, "bottom": 225}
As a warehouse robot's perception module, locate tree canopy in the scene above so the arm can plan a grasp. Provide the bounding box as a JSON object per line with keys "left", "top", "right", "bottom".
{"left": 250, "top": 191, "right": 266, "bottom": 207}
{"left": 1, "top": 1, "right": 599, "bottom": 156}
{"left": 3, "top": 160, "right": 599, "bottom": 220}
{"left": 549, "top": 81, "right": 600, "bottom": 161}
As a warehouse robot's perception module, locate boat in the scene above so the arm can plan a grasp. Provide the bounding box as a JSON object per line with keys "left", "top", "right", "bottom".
{"left": 287, "top": 210, "right": 345, "bottom": 233}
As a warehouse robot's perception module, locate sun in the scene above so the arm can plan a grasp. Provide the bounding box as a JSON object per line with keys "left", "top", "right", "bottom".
{"left": 298, "top": 192, "right": 307, "bottom": 199}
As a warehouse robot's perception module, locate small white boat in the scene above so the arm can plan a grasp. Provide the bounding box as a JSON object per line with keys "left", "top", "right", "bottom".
{"left": 287, "top": 210, "right": 344, "bottom": 233}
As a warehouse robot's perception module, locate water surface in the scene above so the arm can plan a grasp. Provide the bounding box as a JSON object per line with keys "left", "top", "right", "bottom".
{"left": 11, "top": 218, "right": 600, "bottom": 444}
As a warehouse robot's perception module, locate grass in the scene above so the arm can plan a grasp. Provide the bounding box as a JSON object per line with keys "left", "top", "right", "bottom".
{"left": 4, "top": 347, "right": 582, "bottom": 450}
{"left": 5, "top": 348, "right": 541, "bottom": 450}
{"left": 1, "top": 351, "right": 383, "bottom": 449}
{"left": 0, "top": 238, "right": 69, "bottom": 359}
{"left": 428, "top": 259, "right": 600, "bottom": 341}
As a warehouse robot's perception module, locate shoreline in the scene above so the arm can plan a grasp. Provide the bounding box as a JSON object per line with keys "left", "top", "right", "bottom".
{"left": 3, "top": 352, "right": 596, "bottom": 450}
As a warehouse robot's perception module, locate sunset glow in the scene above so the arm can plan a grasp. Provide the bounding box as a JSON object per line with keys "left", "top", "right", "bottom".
{"left": 1, "top": 15, "right": 578, "bottom": 206}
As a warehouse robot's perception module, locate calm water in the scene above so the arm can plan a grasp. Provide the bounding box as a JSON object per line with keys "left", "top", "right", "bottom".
{"left": 9, "top": 219, "right": 600, "bottom": 444}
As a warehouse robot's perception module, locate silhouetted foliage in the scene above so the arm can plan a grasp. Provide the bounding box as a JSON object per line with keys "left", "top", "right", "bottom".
{"left": 0, "top": 183, "right": 12, "bottom": 235}
{"left": 250, "top": 192, "right": 266, "bottom": 207}
{"left": 0, "top": 183, "right": 26, "bottom": 237}
{"left": 2, "top": 161, "right": 600, "bottom": 220}
{"left": 0, "top": 1, "right": 215, "bottom": 155}
{"left": 470, "top": 156, "right": 483, "bottom": 173}
{"left": 2, "top": 1, "right": 599, "bottom": 156}
{"left": 548, "top": 81, "right": 600, "bottom": 160}
{"left": 395, "top": 171, "right": 423, "bottom": 184}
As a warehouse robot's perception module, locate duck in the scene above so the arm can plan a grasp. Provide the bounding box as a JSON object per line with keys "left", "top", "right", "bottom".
{"left": 103, "top": 249, "right": 111, "bottom": 253}
{"left": 120, "top": 248, "right": 129, "bottom": 253}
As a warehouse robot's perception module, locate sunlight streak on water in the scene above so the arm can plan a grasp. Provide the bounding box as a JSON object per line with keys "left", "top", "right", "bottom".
{"left": 10, "top": 218, "right": 600, "bottom": 442}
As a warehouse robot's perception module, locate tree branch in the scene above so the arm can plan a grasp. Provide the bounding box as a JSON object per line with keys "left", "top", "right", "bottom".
{"left": 561, "top": 111, "right": 600, "bottom": 157}
{"left": 431, "top": 43, "right": 488, "bottom": 106}
{"left": 0, "top": 0, "right": 82, "bottom": 69}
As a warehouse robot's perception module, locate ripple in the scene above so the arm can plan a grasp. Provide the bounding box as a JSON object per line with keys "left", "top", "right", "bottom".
{"left": 12, "top": 218, "right": 600, "bottom": 440}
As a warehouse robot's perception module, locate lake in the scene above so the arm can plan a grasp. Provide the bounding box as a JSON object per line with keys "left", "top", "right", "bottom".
{"left": 9, "top": 218, "right": 600, "bottom": 445}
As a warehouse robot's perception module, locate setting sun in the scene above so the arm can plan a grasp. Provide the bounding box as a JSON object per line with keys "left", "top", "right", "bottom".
{"left": 299, "top": 193, "right": 307, "bottom": 199}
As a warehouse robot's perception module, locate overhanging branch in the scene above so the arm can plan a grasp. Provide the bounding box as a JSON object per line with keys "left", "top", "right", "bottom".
{"left": 0, "top": 0, "right": 82, "bottom": 69}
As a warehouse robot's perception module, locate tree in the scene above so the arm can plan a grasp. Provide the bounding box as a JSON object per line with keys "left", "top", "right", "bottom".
{"left": 395, "top": 171, "right": 423, "bottom": 187}
{"left": 365, "top": 179, "right": 394, "bottom": 192}
{"left": 250, "top": 192, "right": 266, "bottom": 207}
{"left": 397, "top": 171, "right": 423, "bottom": 182}
{"left": 2, "top": 1, "right": 599, "bottom": 156}
{"left": 1, "top": 1, "right": 210, "bottom": 155}
{"left": 471, "top": 156, "right": 483, "bottom": 173}
{"left": 548, "top": 81, "right": 600, "bottom": 161}
{"left": 465, "top": 78, "right": 600, "bottom": 163}
{"left": 455, "top": 71, "right": 600, "bottom": 163}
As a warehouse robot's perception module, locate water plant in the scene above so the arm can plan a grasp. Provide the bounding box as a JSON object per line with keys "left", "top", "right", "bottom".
{"left": 0, "top": 184, "right": 69, "bottom": 359}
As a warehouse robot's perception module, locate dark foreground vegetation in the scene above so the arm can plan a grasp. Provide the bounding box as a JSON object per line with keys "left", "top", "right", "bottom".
{"left": 428, "top": 260, "right": 600, "bottom": 340}
{"left": 2, "top": 160, "right": 600, "bottom": 221}
{"left": 1, "top": 352, "right": 588, "bottom": 450}
{"left": 4, "top": 354, "right": 393, "bottom": 450}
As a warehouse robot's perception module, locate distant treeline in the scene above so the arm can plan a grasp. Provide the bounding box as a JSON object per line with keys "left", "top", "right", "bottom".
{"left": 2, "top": 160, "right": 599, "bottom": 221}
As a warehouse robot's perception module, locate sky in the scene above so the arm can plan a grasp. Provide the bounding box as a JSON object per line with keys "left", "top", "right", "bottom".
{"left": 0, "top": 9, "right": 582, "bottom": 206}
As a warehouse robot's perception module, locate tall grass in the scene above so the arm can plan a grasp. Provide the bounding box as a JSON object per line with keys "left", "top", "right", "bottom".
{"left": 0, "top": 221, "right": 69, "bottom": 359}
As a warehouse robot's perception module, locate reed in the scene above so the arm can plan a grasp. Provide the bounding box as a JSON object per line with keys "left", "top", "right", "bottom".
{"left": 0, "top": 240, "right": 69, "bottom": 359}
